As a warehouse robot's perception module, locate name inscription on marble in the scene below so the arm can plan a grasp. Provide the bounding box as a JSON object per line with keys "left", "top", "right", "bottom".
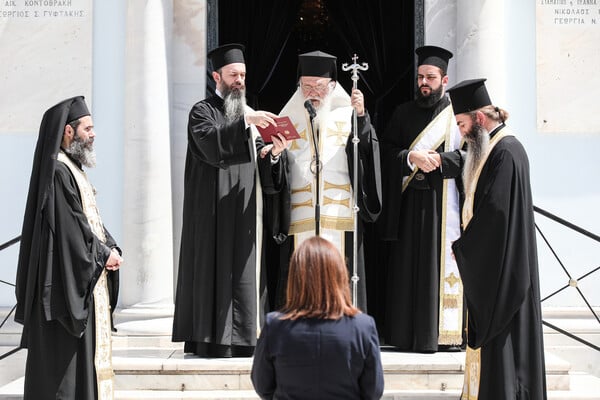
{"left": 0, "top": 0, "right": 86, "bottom": 17}
{"left": 537, "top": 1, "right": 600, "bottom": 132}
{"left": 0, "top": 0, "right": 91, "bottom": 133}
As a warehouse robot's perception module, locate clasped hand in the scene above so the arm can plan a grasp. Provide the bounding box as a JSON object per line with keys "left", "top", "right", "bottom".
{"left": 105, "top": 248, "right": 123, "bottom": 271}
{"left": 409, "top": 149, "right": 441, "bottom": 173}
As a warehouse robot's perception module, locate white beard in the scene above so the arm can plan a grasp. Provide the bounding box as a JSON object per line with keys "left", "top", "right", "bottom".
{"left": 313, "top": 93, "right": 333, "bottom": 134}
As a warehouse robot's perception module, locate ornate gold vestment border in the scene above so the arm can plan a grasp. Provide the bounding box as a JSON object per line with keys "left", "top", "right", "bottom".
{"left": 460, "top": 128, "right": 512, "bottom": 399}
{"left": 58, "top": 151, "right": 114, "bottom": 400}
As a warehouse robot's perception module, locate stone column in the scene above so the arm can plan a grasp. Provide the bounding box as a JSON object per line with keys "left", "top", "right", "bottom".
{"left": 425, "top": 0, "right": 506, "bottom": 103}
{"left": 454, "top": 0, "right": 506, "bottom": 105}
{"left": 120, "top": 0, "right": 174, "bottom": 322}
{"left": 170, "top": 0, "right": 207, "bottom": 291}
{"left": 424, "top": 0, "right": 458, "bottom": 83}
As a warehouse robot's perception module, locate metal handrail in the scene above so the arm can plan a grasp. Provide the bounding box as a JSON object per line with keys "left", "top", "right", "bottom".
{"left": 0, "top": 205, "right": 598, "bottom": 361}
{"left": 534, "top": 206, "right": 600, "bottom": 352}
{"left": 0, "top": 236, "right": 20, "bottom": 252}
{"left": 0, "top": 305, "right": 21, "bottom": 361}
{"left": 0, "top": 236, "right": 21, "bottom": 360}
{"left": 534, "top": 206, "right": 600, "bottom": 243}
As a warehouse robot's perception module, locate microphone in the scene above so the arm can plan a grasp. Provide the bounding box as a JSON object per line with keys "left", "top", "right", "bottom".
{"left": 304, "top": 100, "right": 317, "bottom": 119}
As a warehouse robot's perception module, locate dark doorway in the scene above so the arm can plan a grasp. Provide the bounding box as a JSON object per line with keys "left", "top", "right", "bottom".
{"left": 208, "top": 0, "right": 422, "bottom": 328}
{"left": 209, "top": 0, "right": 420, "bottom": 134}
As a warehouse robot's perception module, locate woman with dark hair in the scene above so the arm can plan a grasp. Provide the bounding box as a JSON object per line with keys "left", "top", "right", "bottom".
{"left": 251, "top": 236, "right": 384, "bottom": 399}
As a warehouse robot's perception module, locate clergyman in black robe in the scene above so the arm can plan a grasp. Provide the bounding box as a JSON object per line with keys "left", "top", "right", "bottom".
{"left": 172, "top": 44, "right": 286, "bottom": 358}
{"left": 448, "top": 79, "right": 547, "bottom": 400}
{"left": 265, "top": 51, "right": 381, "bottom": 312}
{"left": 378, "top": 46, "right": 465, "bottom": 351}
{"left": 15, "top": 96, "right": 122, "bottom": 400}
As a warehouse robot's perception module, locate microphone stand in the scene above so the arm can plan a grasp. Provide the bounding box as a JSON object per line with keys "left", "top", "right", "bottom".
{"left": 342, "top": 54, "right": 368, "bottom": 307}
{"left": 305, "top": 100, "right": 320, "bottom": 236}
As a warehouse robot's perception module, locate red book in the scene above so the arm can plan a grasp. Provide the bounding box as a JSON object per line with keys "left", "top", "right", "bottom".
{"left": 257, "top": 116, "right": 301, "bottom": 143}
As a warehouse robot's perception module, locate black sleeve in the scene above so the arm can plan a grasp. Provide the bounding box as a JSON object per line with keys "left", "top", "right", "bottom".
{"left": 251, "top": 317, "right": 276, "bottom": 399}
{"left": 345, "top": 111, "right": 382, "bottom": 223}
{"left": 439, "top": 149, "right": 465, "bottom": 179}
{"left": 49, "top": 164, "right": 113, "bottom": 337}
{"left": 452, "top": 142, "right": 534, "bottom": 348}
{"left": 187, "top": 102, "right": 252, "bottom": 168}
{"left": 358, "top": 316, "right": 385, "bottom": 400}
{"left": 256, "top": 136, "right": 286, "bottom": 195}
{"left": 102, "top": 226, "right": 120, "bottom": 331}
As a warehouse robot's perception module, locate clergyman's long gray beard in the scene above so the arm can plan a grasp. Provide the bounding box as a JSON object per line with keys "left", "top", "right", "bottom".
{"left": 65, "top": 135, "right": 96, "bottom": 168}
{"left": 223, "top": 89, "right": 247, "bottom": 123}
{"left": 463, "top": 124, "right": 490, "bottom": 190}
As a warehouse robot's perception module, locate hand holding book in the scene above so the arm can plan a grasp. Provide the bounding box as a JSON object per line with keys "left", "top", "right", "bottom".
{"left": 256, "top": 116, "right": 300, "bottom": 143}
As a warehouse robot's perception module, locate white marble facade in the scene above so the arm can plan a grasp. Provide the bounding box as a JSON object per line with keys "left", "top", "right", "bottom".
{"left": 0, "top": 0, "right": 93, "bottom": 133}
{"left": 425, "top": 0, "right": 506, "bottom": 106}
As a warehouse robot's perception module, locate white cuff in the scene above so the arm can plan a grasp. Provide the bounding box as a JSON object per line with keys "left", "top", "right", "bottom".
{"left": 407, "top": 151, "right": 415, "bottom": 171}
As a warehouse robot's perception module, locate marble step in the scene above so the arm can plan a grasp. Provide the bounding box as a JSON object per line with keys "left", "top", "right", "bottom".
{"left": 110, "top": 348, "right": 571, "bottom": 392}
{"left": 0, "top": 386, "right": 597, "bottom": 400}
{"left": 1, "top": 348, "right": 598, "bottom": 399}
{"left": 110, "top": 391, "right": 598, "bottom": 400}
{"left": 111, "top": 376, "right": 600, "bottom": 400}
{"left": 0, "top": 385, "right": 595, "bottom": 400}
{"left": 113, "top": 389, "right": 462, "bottom": 399}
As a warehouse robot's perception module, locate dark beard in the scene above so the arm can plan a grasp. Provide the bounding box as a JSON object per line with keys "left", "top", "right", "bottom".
{"left": 415, "top": 84, "right": 444, "bottom": 108}
{"left": 222, "top": 84, "right": 246, "bottom": 123}
{"left": 65, "top": 134, "right": 96, "bottom": 168}
{"left": 463, "top": 121, "right": 489, "bottom": 189}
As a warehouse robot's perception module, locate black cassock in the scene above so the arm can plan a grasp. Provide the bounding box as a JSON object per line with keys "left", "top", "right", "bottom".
{"left": 264, "top": 113, "right": 381, "bottom": 313}
{"left": 452, "top": 128, "right": 547, "bottom": 399}
{"left": 172, "top": 95, "right": 279, "bottom": 357}
{"left": 378, "top": 96, "right": 464, "bottom": 351}
{"left": 16, "top": 98, "right": 119, "bottom": 400}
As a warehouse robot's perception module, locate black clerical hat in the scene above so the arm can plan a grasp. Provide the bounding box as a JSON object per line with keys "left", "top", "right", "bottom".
{"left": 416, "top": 45, "right": 453, "bottom": 72}
{"left": 207, "top": 43, "right": 245, "bottom": 71}
{"left": 67, "top": 96, "right": 90, "bottom": 123}
{"left": 297, "top": 50, "right": 337, "bottom": 81}
{"left": 447, "top": 79, "right": 492, "bottom": 115}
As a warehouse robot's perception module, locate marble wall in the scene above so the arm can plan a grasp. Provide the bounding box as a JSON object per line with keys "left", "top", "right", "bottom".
{"left": 425, "top": 0, "right": 600, "bottom": 307}
{"left": 0, "top": 0, "right": 93, "bottom": 133}
{"left": 536, "top": 1, "right": 600, "bottom": 133}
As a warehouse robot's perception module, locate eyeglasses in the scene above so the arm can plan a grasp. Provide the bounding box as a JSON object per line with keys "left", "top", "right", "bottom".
{"left": 300, "top": 82, "right": 331, "bottom": 93}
